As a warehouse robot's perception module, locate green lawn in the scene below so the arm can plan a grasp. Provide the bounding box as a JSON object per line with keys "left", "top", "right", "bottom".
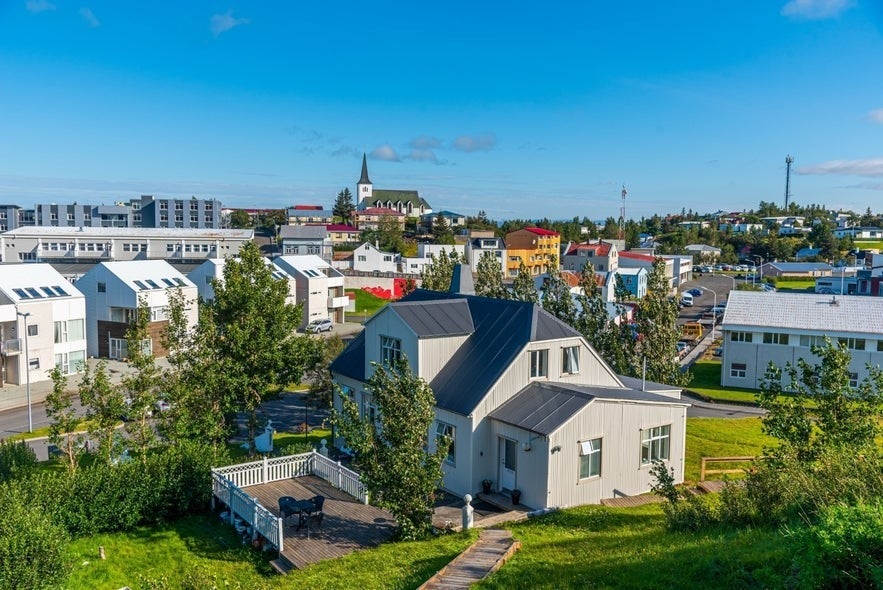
{"left": 687, "top": 360, "right": 760, "bottom": 404}
{"left": 226, "top": 429, "right": 333, "bottom": 460}
{"left": 772, "top": 279, "right": 815, "bottom": 291}
{"left": 685, "top": 417, "right": 773, "bottom": 482}
{"left": 477, "top": 504, "right": 791, "bottom": 589}
{"left": 346, "top": 289, "right": 389, "bottom": 319}
{"left": 855, "top": 240, "right": 883, "bottom": 250}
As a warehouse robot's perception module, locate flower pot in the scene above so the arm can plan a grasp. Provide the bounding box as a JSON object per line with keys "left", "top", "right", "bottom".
{"left": 511, "top": 489, "right": 521, "bottom": 505}
{"left": 482, "top": 481, "right": 492, "bottom": 494}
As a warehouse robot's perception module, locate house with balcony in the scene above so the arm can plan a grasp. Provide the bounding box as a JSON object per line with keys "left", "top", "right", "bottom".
{"left": 504, "top": 227, "right": 561, "bottom": 278}
{"left": 352, "top": 208, "right": 405, "bottom": 231}
{"left": 720, "top": 291, "right": 883, "bottom": 389}
{"left": 325, "top": 224, "right": 361, "bottom": 245}
{"left": 0, "top": 264, "right": 87, "bottom": 389}
{"left": 75, "top": 260, "right": 198, "bottom": 359}
{"left": 286, "top": 205, "right": 334, "bottom": 226}
{"left": 273, "top": 255, "right": 348, "bottom": 327}
{"left": 330, "top": 276, "right": 688, "bottom": 509}
{"left": 465, "top": 233, "right": 507, "bottom": 277}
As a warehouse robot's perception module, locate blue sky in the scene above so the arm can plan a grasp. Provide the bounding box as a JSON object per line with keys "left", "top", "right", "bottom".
{"left": 2, "top": 1, "right": 883, "bottom": 220}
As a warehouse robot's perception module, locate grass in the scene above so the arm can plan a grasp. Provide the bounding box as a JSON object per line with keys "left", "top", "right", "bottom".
{"left": 854, "top": 239, "right": 883, "bottom": 250}
{"left": 347, "top": 289, "right": 389, "bottom": 315}
{"left": 226, "top": 429, "right": 333, "bottom": 460}
{"left": 772, "top": 279, "right": 815, "bottom": 291}
{"left": 685, "top": 416, "right": 773, "bottom": 482}
{"left": 477, "top": 504, "right": 792, "bottom": 589}
{"left": 687, "top": 360, "right": 760, "bottom": 404}
{"left": 64, "top": 514, "right": 478, "bottom": 590}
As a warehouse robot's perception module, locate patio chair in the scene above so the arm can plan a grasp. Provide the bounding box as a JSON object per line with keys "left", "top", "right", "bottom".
{"left": 309, "top": 495, "right": 325, "bottom": 512}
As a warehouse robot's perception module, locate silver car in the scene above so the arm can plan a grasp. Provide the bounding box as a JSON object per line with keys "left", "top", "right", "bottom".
{"left": 306, "top": 318, "right": 333, "bottom": 333}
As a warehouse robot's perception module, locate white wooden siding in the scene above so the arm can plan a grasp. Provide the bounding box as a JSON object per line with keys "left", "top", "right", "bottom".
{"left": 364, "top": 308, "right": 418, "bottom": 378}
{"left": 418, "top": 335, "right": 469, "bottom": 383}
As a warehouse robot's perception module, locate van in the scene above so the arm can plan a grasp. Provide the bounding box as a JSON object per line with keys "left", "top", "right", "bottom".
{"left": 681, "top": 322, "right": 703, "bottom": 342}
{"left": 680, "top": 292, "right": 694, "bottom": 307}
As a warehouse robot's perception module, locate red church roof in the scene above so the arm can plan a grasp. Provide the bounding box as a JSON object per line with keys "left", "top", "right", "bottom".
{"left": 293, "top": 205, "right": 324, "bottom": 210}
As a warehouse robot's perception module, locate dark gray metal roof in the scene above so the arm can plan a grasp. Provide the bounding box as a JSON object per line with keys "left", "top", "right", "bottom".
{"left": 358, "top": 153, "right": 372, "bottom": 184}
{"left": 391, "top": 299, "right": 475, "bottom": 338}
{"left": 489, "top": 382, "right": 689, "bottom": 435}
{"left": 329, "top": 330, "right": 366, "bottom": 382}
{"left": 279, "top": 225, "right": 328, "bottom": 239}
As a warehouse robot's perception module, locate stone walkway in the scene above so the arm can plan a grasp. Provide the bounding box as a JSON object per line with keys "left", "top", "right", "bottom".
{"left": 419, "top": 529, "right": 520, "bottom": 590}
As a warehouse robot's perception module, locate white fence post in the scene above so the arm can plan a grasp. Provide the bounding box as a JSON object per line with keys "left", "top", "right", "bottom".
{"left": 337, "top": 460, "right": 343, "bottom": 489}
{"left": 252, "top": 498, "right": 260, "bottom": 541}
{"left": 277, "top": 517, "right": 284, "bottom": 552}
{"left": 262, "top": 456, "right": 268, "bottom": 483}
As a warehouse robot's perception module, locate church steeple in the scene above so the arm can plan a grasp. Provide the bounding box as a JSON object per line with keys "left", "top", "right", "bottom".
{"left": 357, "top": 152, "right": 373, "bottom": 207}
{"left": 358, "top": 153, "right": 372, "bottom": 185}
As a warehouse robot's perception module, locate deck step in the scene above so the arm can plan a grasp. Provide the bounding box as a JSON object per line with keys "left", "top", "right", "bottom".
{"left": 270, "top": 555, "right": 295, "bottom": 575}
{"left": 418, "top": 529, "right": 520, "bottom": 590}
{"left": 696, "top": 480, "right": 727, "bottom": 494}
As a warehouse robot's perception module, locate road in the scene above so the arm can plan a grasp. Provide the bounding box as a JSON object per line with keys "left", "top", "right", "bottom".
{"left": 685, "top": 396, "right": 765, "bottom": 419}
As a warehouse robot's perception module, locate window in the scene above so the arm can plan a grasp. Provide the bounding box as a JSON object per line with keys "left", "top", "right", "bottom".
{"left": 640, "top": 425, "right": 671, "bottom": 465}
{"left": 579, "top": 438, "right": 602, "bottom": 479}
{"left": 730, "top": 362, "right": 747, "bottom": 378}
{"left": 878, "top": 340, "right": 883, "bottom": 353}
{"left": 69, "top": 319, "right": 84, "bottom": 341}
{"left": 160, "top": 202, "right": 168, "bottom": 210}
{"left": 800, "top": 335, "right": 825, "bottom": 348}
{"left": 838, "top": 337, "right": 865, "bottom": 351}
{"left": 383, "top": 255, "right": 392, "bottom": 262}
{"left": 562, "top": 346, "right": 580, "bottom": 374}
{"left": 358, "top": 255, "right": 367, "bottom": 262}
{"left": 28, "top": 357, "right": 40, "bottom": 370}
{"left": 27, "top": 324, "right": 38, "bottom": 337}
{"left": 530, "top": 349, "right": 548, "bottom": 378}
{"left": 55, "top": 352, "right": 70, "bottom": 375}
{"left": 435, "top": 421, "right": 455, "bottom": 465}
{"left": 380, "top": 336, "right": 401, "bottom": 365}
{"left": 849, "top": 372, "right": 859, "bottom": 388}
{"left": 54, "top": 321, "right": 68, "bottom": 343}
{"left": 730, "top": 331, "right": 752, "bottom": 343}
{"left": 763, "top": 333, "right": 789, "bottom": 345}
{"left": 360, "top": 393, "right": 377, "bottom": 424}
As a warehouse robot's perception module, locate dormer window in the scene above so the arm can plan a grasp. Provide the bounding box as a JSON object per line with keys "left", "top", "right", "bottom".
{"left": 530, "top": 349, "right": 548, "bottom": 378}
{"left": 380, "top": 335, "right": 401, "bottom": 365}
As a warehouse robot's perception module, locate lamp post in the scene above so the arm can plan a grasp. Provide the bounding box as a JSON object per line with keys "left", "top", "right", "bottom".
{"left": 699, "top": 286, "right": 718, "bottom": 342}
{"left": 752, "top": 255, "right": 764, "bottom": 284}
{"left": 840, "top": 253, "right": 857, "bottom": 295}
{"left": 16, "top": 311, "right": 33, "bottom": 433}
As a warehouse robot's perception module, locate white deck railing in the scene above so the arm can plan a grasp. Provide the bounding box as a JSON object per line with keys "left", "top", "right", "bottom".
{"left": 211, "top": 451, "right": 369, "bottom": 551}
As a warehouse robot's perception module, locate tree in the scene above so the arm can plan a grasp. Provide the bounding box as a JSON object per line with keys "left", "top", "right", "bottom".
{"left": 228, "top": 209, "right": 252, "bottom": 228}
{"left": 420, "top": 249, "right": 461, "bottom": 291}
{"left": 573, "top": 263, "right": 637, "bottom": 375}
{"left": 121, "top": 298, "right": 164, "bottom": 463}
{"left": 540, "top": 255, "right": 576, "bottom": 325}
{"left": 79, "top": 360, "right": 126, "bottom": 465}
{"left": 511, "top": 262, "right": 538, "bottom": 302}
{"left": 758, "top": 338, "right": 883, "bottom": 463}
{"left": 613, "top": 273, "right": 631, "bottom": 301}
{"left": 474, "top": 251, "right": 508, "bottom": 299}
{"left": 306, "top": 334, "right": 346, "bottom": 411}
{"left": 205, "top": 241, "right": 320, "bottom": 452}
{"left": 333, "top": 357, "right": 448, "bottom": 540}
{"left": 46, "top": 367, "right": 83, "bottom": 473}
{"left": 634, "top": 259, "right": 688, "bottom": 386}
{"left": 432, "top": 213, "right": 455, "bottom": 245}
{"left": 333, "top": 188, "right": 355, "bottom": 222}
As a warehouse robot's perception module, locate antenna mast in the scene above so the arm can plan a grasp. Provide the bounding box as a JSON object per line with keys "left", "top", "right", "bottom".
{"left": 784, "top": 155, "right": 794, "bottom": 210}
{"left": 619, "top": 185, "right": 627, "bottom": 240}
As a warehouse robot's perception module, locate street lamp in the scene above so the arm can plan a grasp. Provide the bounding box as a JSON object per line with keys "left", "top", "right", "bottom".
{"left": 16, "top": 311, "right": 33, "bottom": 433}
{"left": 699, "top": 286, "right": 718, "bottom": 342}
{"left": 840, "top": 253, "right": 858, "bottom": 295}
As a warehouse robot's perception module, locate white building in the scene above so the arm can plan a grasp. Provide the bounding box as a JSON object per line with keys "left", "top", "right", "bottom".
{"left": 720, "top": 291, "right": 883, "bottom": 389}
{"left": 272, "top": 255, "right": 349, "bottom": 327}
{"left": 0, "top": 264, "right": 86, "bottom": 388}
{"left": 465, "top": 235, "right": 506, "bottom": 277}
{"left": 352, "top": 243, "right": 399, "bottom": 274}
{"left": 1, "top": 226, "right": 254, "bottom": 264}
{"left": 660, "top": 254, "right": 693, "bottom": 288}
{"left": 187, "top": 258, "right": 298, "bottom": 307}
{"left": 75, "top": 261, "right": 198, "bottom": 359}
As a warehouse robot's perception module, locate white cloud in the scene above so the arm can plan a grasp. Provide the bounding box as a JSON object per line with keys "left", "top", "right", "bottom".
{"left": 79, "top": 7, "right": 99, "bottom": 27}
{"left": 410, "top": 135, "right": 442, "bottom": 150}
{"left": 370, "top": 144, "right": 400, "bottom": 162}
{"left": 781, "top": 0, "right": 853, "bottom": 20}
{"left": 210, "top": 10, "right": 249, "bottom": 37}
{"left": 868, "top": 109, "right": 883, "bottom": 123}
{"left": 25, "top": 0, "right": 55, "bottom": 13}
{"left": 453, "top": 133, "right": 497, "bottom": 152}
{"left": 797, "top": 157, "right": 883, "bottom": 177}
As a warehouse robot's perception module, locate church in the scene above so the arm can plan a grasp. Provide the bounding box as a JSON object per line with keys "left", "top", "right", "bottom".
{"left": 356, "top": 153, "right": 432, "bottom": 217}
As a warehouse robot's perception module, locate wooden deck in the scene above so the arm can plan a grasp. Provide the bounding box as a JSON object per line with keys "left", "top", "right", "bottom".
{"left": 244, "top": 475, "right": 396, "bottom": 570}
{"left": 418, "top": 529, "right": 520, "bottom": 590}
{"left": 600, "top": 492, "right": 665, "bottom": 508}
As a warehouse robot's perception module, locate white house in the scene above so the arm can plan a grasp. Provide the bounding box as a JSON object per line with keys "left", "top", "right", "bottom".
{"left": 0, "top": 264, "right": 86, "bottom": 388}
{"left": 75, "top": 260, "right": 198, "bottom": 359}
{"left": 352, "top": 242, "right": 400, "bottom": 274}
{"left": 720, "top": 291, "right": 883, "bottom": 389}
{"left": 561, "top": 241, "right": 619, "bottom": 274}
{"left": 330, "top": 281, "right": 689, "bottom": 509}
{"left": 187, "top": 258, "right": 298, "bottom": 307}
{"left": 400, "top": 244, "right": 467, "bottom": 276}
{"left": 659, "top": 254, "right": 693, "bottom": 288}
{"left": 465, "top": 234, "right": 506, "bottom": 277}
{"left": 272, "top": 255, "right": 349, "bottom": 327}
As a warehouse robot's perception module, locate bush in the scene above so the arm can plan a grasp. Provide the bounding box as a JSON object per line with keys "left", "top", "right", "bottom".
{"left": 278, "top": 441, "right": 314, "bottom": 456}
{"left": 651, "top": 460, "right": 715, "bottom": 531}
{"left": 0, "top": 439, "right": 37, "bottom": 483}
{"left": 0, "top": 493, "right": 70, "bottom": 590}
{"left": 791, "top": 502, "right": 883, "bottom": 588}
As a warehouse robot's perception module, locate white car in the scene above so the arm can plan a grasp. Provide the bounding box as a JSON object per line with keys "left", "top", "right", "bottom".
{"left": 306, "top": 318, "right": 333, "bottom": 333}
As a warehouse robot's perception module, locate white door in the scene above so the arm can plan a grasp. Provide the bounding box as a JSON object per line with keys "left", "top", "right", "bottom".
{"left": 499, "top": 438, "right": 517, "bottom": 491}
{"left": 109, "top": 338, "right": 126, "bottom": 360}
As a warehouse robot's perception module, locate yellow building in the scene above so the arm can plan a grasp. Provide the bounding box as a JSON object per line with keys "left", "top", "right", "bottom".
{"left": 504, "top": 227, "right": 561, "bottom": 277}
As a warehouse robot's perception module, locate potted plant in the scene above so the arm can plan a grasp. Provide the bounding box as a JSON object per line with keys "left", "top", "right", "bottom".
{"left": 511, "top": 489, "right": 521, "bottom": 505}
{"left": 481, "top": 479, "right": 492, "bottom": 494}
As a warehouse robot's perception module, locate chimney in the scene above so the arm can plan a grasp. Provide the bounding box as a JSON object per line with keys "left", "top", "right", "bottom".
{"left": 449, "top": 263, "right": 475, "bottom": 295}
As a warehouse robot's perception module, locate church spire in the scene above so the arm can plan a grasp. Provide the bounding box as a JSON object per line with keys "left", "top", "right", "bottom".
{"left": 358, "top": 153, "right": 372, "bottom": 185}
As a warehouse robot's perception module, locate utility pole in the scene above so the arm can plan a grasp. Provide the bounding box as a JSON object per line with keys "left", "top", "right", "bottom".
{"left": 784, "top": 155, "right": 794, "bottom": 210}
{"left": 619, "top": 185, "right": 627, "bottom": 241}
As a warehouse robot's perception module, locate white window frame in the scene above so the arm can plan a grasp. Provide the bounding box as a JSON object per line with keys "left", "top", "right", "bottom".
{"left": 730, "top": 362, "right": 747, "bottom": 378}
{"left": 28, "top": 357, "right": 40, "bottom": 370}
{"left": 27, "top": 324, "right": 39, "bottom": 337}
{"left": 562, "top": 345, "right": 580, "bottom": 375}
{"left": 640, "top": 425, "right": 671, "bottom": 466}
{"left": 849, "top": 372, "right": 859, "bottom": 388}
{"left": 54, "top": 320, "right": 68, "bottom": 343}
{"left": 380, "top": 335, "right": 401, "bottom": 365}
{"left": 435, "top": 421, "right": 456, "bottom": 465}
{"left": 579, "top": 437, "right": 602, "bottom": 479}
{"left": 530, "top": 349, "right": 548, "bottom": 378}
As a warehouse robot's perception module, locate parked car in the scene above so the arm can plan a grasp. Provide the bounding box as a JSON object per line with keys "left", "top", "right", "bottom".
{"left": 306, "top": 318, "right": 334, "bottom": 333}
{"left": 713, "top": 347, "right": 723, "bottom": 357}
{"left": 761, "top": 283, "right": 776, "bottom": 293}
{"left": 687, "top": 288, "right": 702, "bottom": 297}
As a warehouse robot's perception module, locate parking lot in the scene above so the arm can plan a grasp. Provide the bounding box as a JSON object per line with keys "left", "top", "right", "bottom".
{"left": 674, "top": 273, "right": 738, "bottom": 361}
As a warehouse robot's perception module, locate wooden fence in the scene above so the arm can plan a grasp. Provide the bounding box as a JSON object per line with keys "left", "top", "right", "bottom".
{"left": 699, "top": 456, "right": 758, "bottom": 481}
{"left": 211, "top": 451, "right": 369, "bottom": 551}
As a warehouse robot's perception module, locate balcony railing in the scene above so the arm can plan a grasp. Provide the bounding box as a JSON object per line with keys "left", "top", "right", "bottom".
{"left": 2, "top": 339, "right": 22, "bottom": 356}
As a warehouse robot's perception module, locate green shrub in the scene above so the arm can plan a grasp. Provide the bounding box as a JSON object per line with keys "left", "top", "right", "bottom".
{"left": 0, "top": 439, "right": 37, "bottom": 483}
{"left": 651, "top": 460, "right": 715, "bottom": 531}
{"left": 278, "top": 441, "right": 314, "bottom": 456}
{"left": 791, "top": 502, "right": 883, "bottom": 589}
{"left": 0, "top": 493, "right": 70, "bottom": 590}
